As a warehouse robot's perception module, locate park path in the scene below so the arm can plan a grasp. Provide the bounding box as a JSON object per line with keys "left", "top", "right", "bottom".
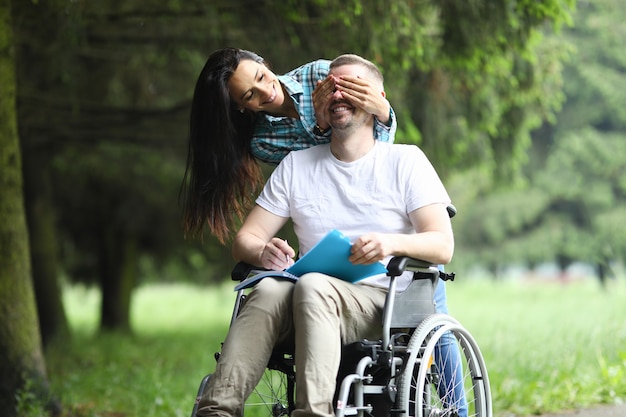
{"left": 535, "top": 403, "right": 626, "bottom": 417}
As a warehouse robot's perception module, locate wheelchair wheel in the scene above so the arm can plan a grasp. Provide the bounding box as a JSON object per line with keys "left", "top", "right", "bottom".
{"left": 191, "top": 374, "right": 212, "bottom": 417}
{"left": 245, "top": 352, "right": 295, "bottom": 417}
{"left": 190, "top": 354, "right": 294, "bottom": 417}
{"left": 396, "top": 314, "right": 492, "bottom": 417}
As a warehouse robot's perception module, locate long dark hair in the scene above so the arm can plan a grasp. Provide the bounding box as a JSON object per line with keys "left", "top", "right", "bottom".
{"left": 180, "top": 48, "right": 266, "bottom": 243}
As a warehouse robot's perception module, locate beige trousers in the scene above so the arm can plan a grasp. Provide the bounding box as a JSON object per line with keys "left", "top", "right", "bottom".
{"left": 196, "top": 273, "right": 388, "bottom": 417}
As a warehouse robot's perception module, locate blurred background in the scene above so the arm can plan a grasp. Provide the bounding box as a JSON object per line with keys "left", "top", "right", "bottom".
{"left": 6, "top": 0, "right": 625, "bottom": 339}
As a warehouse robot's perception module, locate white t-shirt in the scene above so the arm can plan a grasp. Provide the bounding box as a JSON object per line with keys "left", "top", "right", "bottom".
{"left": 256, "top": 141, "right": 451, "bottom": 289}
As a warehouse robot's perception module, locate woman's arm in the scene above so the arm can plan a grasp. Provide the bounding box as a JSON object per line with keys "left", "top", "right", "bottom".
{"left": 374, "top": 106, "right": 397, "bottom": 143}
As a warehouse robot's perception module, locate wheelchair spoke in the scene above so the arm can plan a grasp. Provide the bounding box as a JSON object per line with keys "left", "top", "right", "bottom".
{"left": 245, "top": 368, "right": 293, "bottom": 417}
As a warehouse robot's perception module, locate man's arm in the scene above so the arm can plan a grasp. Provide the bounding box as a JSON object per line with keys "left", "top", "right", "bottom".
{"left": 232, "top": 205, "right": 295, "bottom": 270}
{"left": 349, "top": 203, "right": 454, "bottom": 266}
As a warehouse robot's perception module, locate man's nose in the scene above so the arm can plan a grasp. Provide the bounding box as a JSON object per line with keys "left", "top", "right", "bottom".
{"left": 331, "top": 88, "right": 343, "bottom": 100}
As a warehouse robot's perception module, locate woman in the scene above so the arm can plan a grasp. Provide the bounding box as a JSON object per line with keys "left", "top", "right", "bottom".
{"left": 181, "top": 48, "right": 396, "bottom": 243}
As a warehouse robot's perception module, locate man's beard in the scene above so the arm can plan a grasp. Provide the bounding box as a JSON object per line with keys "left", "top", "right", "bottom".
{"left": 329, "top": 109, "right": 367, "bottom": 133}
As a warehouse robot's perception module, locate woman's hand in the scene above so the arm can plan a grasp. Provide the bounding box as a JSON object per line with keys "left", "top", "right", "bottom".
{"left": 335, "top": 75, "right": 390, "bottom": 124}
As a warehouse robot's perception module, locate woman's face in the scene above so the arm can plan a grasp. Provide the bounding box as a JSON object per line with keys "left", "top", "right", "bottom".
{"left": 227, "top": 59, "right": 285, "bottom": 114}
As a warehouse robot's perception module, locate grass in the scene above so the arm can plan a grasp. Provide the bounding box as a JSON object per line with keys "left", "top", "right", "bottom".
{"left": 446, "top": 277, "right": 626, "bottom": 416}
{"left": 45, "top": 282, "right": 235, "bottom": 417}
{"left": 42, "top": 277, "right": 626, "bottom": 417}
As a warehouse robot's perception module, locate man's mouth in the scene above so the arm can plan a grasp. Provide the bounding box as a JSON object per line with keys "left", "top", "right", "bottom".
{"left": 331, "top": 102, "right": 353, "bottom": 113}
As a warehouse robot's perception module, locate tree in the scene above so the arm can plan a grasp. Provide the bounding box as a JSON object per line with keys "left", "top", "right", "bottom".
{"left": 11, "top": 0, "right": 74, "bottom": 345}
{"left": 11, "top": 0, "right": 577, "bottom": 333}
{"left": 528, "top": 0, "right": 626, "bottom": 281}
{"left": 0, "top": 1, "right": 56, "bottom": 413}
{"left": 11, "top": 0, "right": 226, "bottom": 333}
{"left": 452, "top": 0, "right": 626, "bottom": 282}
{"left": 243, "top": 0, "right": 576, "bottom": 179}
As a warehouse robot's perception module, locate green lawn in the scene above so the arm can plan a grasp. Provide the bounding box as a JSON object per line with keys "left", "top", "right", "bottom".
{"left": 446, "top": 277, "right": 626, "bottom": 416}
{"left": 43, "top": 277, "right": 626, "bottom": 417}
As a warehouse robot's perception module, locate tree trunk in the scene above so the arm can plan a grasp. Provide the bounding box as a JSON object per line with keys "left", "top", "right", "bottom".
{"left": 11, "top": 0, "right": 71, "bottom": 347}
{"left": 22, "top": 151, "right": 70, "bottom": 346}
{"left": 0, "top": 3, "right": 55, "bottom": 414}
{"left": 99, "top": 226, "right": 138, "bottom": 332}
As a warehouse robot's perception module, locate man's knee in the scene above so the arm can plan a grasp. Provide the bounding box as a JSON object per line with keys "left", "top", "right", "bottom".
{"left": 244, "top": 278, "right": 294, "bottom": 314}
{"left": 253, "top": 276, "right": 293, "bottom": 296}
{"left": 293, "top": 273, "right": 339, "bottom": 306}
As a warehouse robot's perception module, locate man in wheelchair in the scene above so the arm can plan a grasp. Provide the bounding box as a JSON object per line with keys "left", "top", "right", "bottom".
{"left": 196, "top": 54, "right": 462, "bottom": 417}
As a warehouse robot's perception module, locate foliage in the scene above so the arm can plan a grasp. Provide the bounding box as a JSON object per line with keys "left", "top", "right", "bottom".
{"left": 15, "top": 378, "right": 48, "bottom": 417}
{"left": 454, "top": 127, "right": 626, "bottom": 270}
{"left": 452, "top": 0, "right": 626, "bottom": 275}
{"left": 304, "top": 0, "right": 577, "bottom": 179}
{"left": 558, "top": 0, "right": 626, "bottom": 131}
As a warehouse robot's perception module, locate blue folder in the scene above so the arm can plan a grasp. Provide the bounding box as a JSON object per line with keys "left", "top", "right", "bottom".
{"left": 234, "top": 229, "right": 388, "bottom": 291}
{"left": 286, "top": 229, "right": 388, "bottom": 282}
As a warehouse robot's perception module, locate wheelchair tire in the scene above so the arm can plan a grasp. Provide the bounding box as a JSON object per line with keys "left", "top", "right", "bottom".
{"left": 191, "top": 374, "right": 211, "bottom": 417}
{"left": 396, "top": 314, "right": 492, "bottom": 417}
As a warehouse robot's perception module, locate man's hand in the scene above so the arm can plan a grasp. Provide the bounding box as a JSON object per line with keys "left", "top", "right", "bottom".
{"left": 349, "top": 233, "right": 392, "bottom": 265}
{"left": 260, "top": 237, "right": 295, "bottom": 270}
{"left": 335, "top": 75, "right": 390, "bottom": 124}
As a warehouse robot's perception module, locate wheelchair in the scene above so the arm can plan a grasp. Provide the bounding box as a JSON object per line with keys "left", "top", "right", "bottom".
{"left": 191, "top": 254, "right": 492, "bottom": 417}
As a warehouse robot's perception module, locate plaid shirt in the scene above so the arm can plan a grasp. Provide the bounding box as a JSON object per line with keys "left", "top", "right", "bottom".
{"left": 250, "top": 60, "right": 397, "bottom": 165}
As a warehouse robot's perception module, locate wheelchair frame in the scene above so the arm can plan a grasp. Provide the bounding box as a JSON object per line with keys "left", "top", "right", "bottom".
{"left": 192, "top": 255, "right": 492, "bottom": 417}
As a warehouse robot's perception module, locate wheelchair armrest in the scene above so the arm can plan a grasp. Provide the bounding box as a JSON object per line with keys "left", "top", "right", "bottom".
{"left": 386, "top": 256, "right": 433, "bottom": 277}
{"left": 386, "top": 256, "right": 455, "bottom": 282}
{"left": 231, "top": 255, "right": 456, "bottom": 283}
{"left": 231, "top": 261, "right": 268, "bottom": 282}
